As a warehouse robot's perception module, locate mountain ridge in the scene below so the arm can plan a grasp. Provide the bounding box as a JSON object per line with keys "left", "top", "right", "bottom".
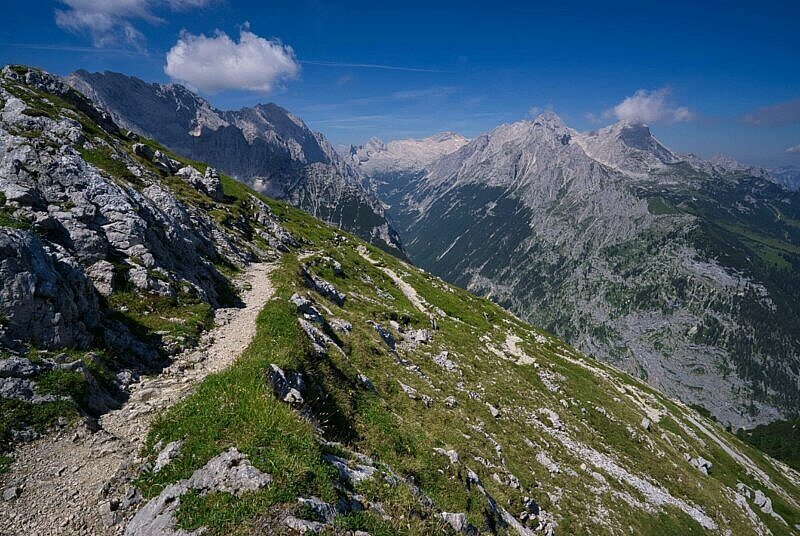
{"left": 66, "top": 69, "right": 404, "bottom": 257}
{"left": 359, "top": 111, "right": 800, "bottom": 429}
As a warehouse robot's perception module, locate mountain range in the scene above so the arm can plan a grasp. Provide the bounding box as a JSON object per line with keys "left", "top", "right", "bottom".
{"left": 1, "top": 64, "right": 799, "bottom": 536}
{"left": 59, "top": 70, "right": 800, "bottom": 429}
{"left": 66, "top": 70, "right": 403, "bottom": 257}
{"left": 356, "top": 113, "right": 800, "bottom": 429}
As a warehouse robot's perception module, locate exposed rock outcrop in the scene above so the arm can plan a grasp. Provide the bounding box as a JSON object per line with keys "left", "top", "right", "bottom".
{"left": 125, "top": 448, "right": 271, "bottom": 536}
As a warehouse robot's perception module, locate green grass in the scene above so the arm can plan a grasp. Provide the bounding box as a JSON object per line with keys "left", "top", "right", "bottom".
{"left": 0, "top": 191, "right": 33, "bottom": 230}
{"left": 78, "top": 146, "right": 142, "bottom": 186}
{"left": 35, "top": 369, "right": 87, "bottom": 403}
{"left": 136, "top": 258, "right": 339, "bottom": 533}
{"left": 136, "top": 213, "right": 798, "bottom": 533}
{"left": 737, "top": 418, "right": 800, "bottom": 472}
{"left": 107, "top": 289, "right": 214, "bottom": 349}
{"left": 0, "top": 398, "right": 78, "bottom": 454}
{"left": 0, "top": 454, "right": 12, "bottom": 474}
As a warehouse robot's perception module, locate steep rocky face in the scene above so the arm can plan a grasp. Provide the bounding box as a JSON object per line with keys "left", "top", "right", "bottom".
{"left": 0, "top": 228, "right": 99, "bottom": 349}
{"left": 0, "top": 65, "right": 297, "bottom": 430}
{"left": 367, "top": 112, "right": 800, "bottom": 428}
{"left": 66, "top": 70, "right": 402, "bottom": 256}
{"left": 771, "top": 165, "right": 800, "bottom": 191}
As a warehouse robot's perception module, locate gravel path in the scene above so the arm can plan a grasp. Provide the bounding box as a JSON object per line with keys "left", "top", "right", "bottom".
{"left": 356, "top": 245, "right": 429, "bottom": 314}
{"left": 0, "top": 262, "right": 276, "bottom": 536}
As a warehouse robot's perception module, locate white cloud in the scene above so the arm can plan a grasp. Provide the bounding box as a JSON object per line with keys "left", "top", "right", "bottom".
{"left": 164, "top": 28, "right": 300, "bottom": 93}
{"left": 786, "top": 144, "right": 800, "bottom": 154}
{"left": 55, "top": 0, "right": 212, "bottom": 48}
{"left": 604, "top": 88, "right": 693, "bottom": 125}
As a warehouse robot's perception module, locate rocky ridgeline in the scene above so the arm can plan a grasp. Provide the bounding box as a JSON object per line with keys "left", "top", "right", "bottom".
{"left": 364, "top": 112, "right": 800, "bottom": 428}
{"left": 66, "top": 69, "right": 404, "bottom": 257}
{"left": 0, "top": 65, "right": 296, "bottom": 448}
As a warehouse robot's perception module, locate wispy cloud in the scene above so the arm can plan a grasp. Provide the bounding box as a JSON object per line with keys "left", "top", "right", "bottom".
{"left": 300, "top": 60, "right": 447, "bottom": 73}
{"left": 786, "top": 144, "right": 800, "bottom": 154}
{"left": 603, "top": 87, "right": 693, "bottom": 125}
{"left": 3, "top": 42, "right": 152, "bottom": 57}
{"left": 164, "top": 26, "right": 300, "bottom": 93}
{"left": 741, "top": 98, "right": 800, "bottom": 127}
{"left": 54, "top": 0, "right": 214, "bottom": 48}
{"left": 299, "top": 86, "right": 457, "bottom": 113}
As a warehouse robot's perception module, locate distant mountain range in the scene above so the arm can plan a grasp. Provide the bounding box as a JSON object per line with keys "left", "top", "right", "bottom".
{"left": 349, "top": 132, "right": 469, "bottom": 175}
{"left": 67, "top": 70, "right": 403, "bottom": 256}
{"left": 356, "top": 113, "right": 800, "bottom": 428}
{"left": 771, "top": 165, "right": 800, "bottom": 191}
{"left": 63, "top": 69, "right": 800, "bottom": 427}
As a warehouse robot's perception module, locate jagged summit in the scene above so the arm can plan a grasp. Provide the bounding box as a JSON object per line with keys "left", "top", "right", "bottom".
{"left": 66, "top": 69, "right": 403, "bottom": 255}
{"left": 573, "top": 120, "right": 681, "bottom": 176}
{"left": 350, "top": 131, "right": 468, "bottom": 175}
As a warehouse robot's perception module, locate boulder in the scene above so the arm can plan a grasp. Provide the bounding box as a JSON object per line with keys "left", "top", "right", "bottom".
{"left": 299, "top": 318, "right": 338, "bottom": 357}
{"left": 0, "top": 228, "right": 100, "bottom": 349}
{"left": 433, "top": 448, "right": 460, "bottom": 464}
{"left": 438, "top": 512, "right": 474, "bottom": 533}
{"left": 126, "top": 448, "right": 271, "bottom": 536}
{"left": 753, "top": 490, "right": 774, "bottom": 514}
{"left": 297, "top": 496, "right": 336, "bottom": 524}
{"left": 290, "top": 293, "right": 325, "bottom": 324}
{"left": 323, "top": 454, "right": 377, "bottom": 485}
{"left": 249, "top": 195, "right": 298, "bottom": 249}
{"left": 301, "top": 266, "right": 346, "bottom": 306}
{"left": 369, "top": 321, "right": 395, "bottom": 350}
{"left": 201, "top": 167, "right": 224, "bottom": 201}
{"left": 329, "top": 318, "right": 352, "bottom": 333}
{"left": 2, "top": 485, "right": 22, "bottom": 501}
{"left": 85, "top": 260, "right": 116, "bottom": 296}
{"left": 153, "top": 440, "right": 183, "bottom": 473}
{"left": 151, "top": 150, "right": 181, "bottom": 174}
{"left": 176, "top": 166, "right": 224, "bottom": 201}
{"left": 267, "top": 364, "right": 305, "bottom": 405}
{"left": 357, "top": 373, "right": 374, "bottom": 390}
{"left": 0, "top": 357, "right": 40, "bottom": 378}
{"left": 433, "top": 351, "right": 457, "bottom": 371}
{"left": 283, "top": 516, "right": 327, "bottom": 534}
{"left": 132, "top": 143, "right": 154, "bottom": 161}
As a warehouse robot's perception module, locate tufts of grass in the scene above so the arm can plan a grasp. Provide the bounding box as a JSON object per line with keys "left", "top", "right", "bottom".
{"left": 79, "top": 146, "right": 142, "bottom": 186}
{"left": 107, "top": 289, "right": 214, "bottom": 349}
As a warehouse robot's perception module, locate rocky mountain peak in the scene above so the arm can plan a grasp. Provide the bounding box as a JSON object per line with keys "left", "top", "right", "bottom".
{"left": 573, "top": 119, "right": 680, "bottom": 176}
{"left": 65, "top": 69, "right": 403, "bottom": 255}
{"left": 532, "top": 110, "right": 568, "bottom": 129}
{"left": 350, "top": 131, "right": 469, "bottom": 175}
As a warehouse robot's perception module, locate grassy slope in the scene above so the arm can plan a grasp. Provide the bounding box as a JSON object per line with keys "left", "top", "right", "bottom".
{"left": 135, "top": 195, "right": 800, "bottom": 534}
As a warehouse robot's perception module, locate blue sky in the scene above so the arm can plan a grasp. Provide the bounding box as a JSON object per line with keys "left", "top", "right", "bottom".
{"left": 2, "top": 0, "right": 799, "bottom": 166}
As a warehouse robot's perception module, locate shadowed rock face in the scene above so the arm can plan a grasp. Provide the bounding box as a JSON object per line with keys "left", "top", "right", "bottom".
{"left": 359, "top": 112, "right": 800, "bottom": 428}
{"left": 0, "top": 228, "right": 99, "bottom": 349}
{"left": 66, "top": 70, "right": 403, "bottom": 256}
